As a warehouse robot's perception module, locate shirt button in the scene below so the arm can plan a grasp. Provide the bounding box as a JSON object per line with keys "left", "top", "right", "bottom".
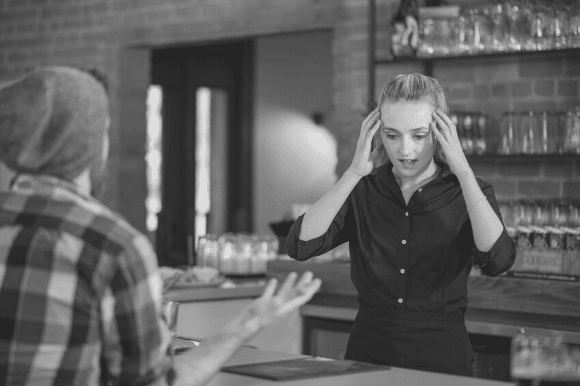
{"left": 402, "top": 240, "right": 407, "bottom": 245}
{"left": 398, "top": 298, "right": 403, "bottom": 303}
{"left": 418, "top": 188, "right": 423, "bottom": 192}
{"left": 400, "top": 269, "right": 405, "bottom": 274}
{"left": 405, "top": 211, "right": 409, "bottom": 216}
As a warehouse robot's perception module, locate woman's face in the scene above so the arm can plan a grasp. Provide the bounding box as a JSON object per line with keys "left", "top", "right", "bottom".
{"left": 379, "top": 100, "right": 437, "bottom": 179}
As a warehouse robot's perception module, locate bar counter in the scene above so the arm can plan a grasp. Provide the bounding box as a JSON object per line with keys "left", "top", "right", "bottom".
{"left": 173, "top": 346, "right": 512, "bottom": 385}
{"left": 267, "top": 259, "right": 580, "bottom": 343}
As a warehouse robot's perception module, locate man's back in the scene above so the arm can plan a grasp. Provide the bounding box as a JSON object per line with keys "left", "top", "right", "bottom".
{"left": 0, "top": 175, "right": 173, "bottom": 386}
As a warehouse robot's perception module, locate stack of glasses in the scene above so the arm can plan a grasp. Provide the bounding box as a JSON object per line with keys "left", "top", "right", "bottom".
{"left": 418, "top": 0, "right": 580, "bottom": 58}
{"left": 498, "top": 106, "right": 580, "bottom": 155}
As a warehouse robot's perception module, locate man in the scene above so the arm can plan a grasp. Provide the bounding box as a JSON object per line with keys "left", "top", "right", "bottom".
{"left": 0, "top": 66, "right": 321, "bottom": 385}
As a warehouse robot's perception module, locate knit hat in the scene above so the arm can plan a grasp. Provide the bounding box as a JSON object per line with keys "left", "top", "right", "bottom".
{"left": 0, "top": 66, "right": 109, "bottom": 181}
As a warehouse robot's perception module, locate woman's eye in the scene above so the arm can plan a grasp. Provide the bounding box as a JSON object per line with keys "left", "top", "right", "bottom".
{"left": 414, "top": 135, "right": 426, "bottom": 140}
{"left": 386, "top": 134, "right": 398, "bottom": 140}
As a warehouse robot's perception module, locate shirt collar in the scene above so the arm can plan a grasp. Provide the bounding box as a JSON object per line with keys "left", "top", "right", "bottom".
{"left": 372, "top": 160, "right": 453, "bottom": 182}
{"left": 10, "top": 174, "right": 95, "bottom": 203}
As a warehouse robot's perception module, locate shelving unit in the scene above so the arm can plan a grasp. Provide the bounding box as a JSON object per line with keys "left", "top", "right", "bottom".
{"left": 466, "top": 154, "right": 580, "bottom": 163}
{"left": 367, "top": 0, "right": 580, "bottom": 157}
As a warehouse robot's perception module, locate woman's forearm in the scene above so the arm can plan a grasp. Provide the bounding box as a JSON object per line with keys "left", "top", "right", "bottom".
{"left": 299, "top": 169, "right": 361, "bottom": 241}
{"left": 457, "top": 169, "right": 504, "bottom": 252}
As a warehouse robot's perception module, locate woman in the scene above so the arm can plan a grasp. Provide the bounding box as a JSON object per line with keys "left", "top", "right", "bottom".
{"left": 286, "top": 73, "right": 515, "bottom": 376}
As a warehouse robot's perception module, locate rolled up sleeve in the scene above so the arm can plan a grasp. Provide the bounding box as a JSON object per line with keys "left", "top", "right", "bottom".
{"left": 286, "top": 199, "right": 352, "bottom": 262}
{"left": 471, "top": 184, "right": 516, "bottom": 277}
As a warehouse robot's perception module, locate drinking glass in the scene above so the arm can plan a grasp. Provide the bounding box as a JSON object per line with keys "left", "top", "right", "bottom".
{"left": 455, "top": 8, "right": 473, "bottom": 54}
{"left": 162, "top": 300, "right": 180, "bottom": 356}
{"left": 539, "top": 111, "right": 550, "bottom": 154}
{"left": 532, "top": 201, "right": 550, "bottom": 227}
{"left": 418, "top": 17, "right": 435, "bottom": 56}
{"left": 491, "top": 2, "right": 508, "bottom": 51}
{"left": 519, "top": 111, "right": 542, "bottom": 154}
{"left": 568, "top": 3, "right": 580, "bottom": 48}
{"left": 504, "top": 0, "right": 524, "bottom": 51}
{"left": 499, "top": 112, "right": 517, "bottom": 154}
{"left": 196, "top": 234, "right": 219, "bottom": 269}
{"left": 563, "top": 107, "right": 580, "bottom": 154}
{"left": 511, "top": 329, "right": 580, "bottom": 385}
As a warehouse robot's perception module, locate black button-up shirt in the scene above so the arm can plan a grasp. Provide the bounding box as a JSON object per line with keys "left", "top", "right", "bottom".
{"left": 286, "top": 162, "right": 516, "bottom": 315}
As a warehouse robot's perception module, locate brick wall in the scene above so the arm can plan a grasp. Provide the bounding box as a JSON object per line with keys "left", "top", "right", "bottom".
{"left": 1, "top": 0, "right": 578, "bottom": 231}
{"left": 0, "top": 0, "right": 369, "bottom": 232}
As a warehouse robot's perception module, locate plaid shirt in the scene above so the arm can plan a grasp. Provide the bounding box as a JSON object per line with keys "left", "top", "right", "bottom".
{"left": 0, "top": 175, "right": 175, "bottom": 385}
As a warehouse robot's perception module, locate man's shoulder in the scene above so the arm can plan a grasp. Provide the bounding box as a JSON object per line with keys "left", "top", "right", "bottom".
{"left": 0, "top": 189, "right": 149, "bottom": 257}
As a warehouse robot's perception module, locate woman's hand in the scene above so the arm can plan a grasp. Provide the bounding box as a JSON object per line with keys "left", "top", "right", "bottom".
{"left": 431, "top": 109, "right": 471, "bottom": 177}
{"left": 233, "top": 272, "right": 321, "bottom": 337}
{"left": 347, "top": 108, "right": 384, "bottom": 177}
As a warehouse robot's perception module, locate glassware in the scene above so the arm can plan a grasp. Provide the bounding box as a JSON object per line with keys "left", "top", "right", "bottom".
{"left": 511, "top": 329, "right": 580, "bottom": 385}
{"left": 553, "top": 4, "right": 570, "bottom": 49}
{"left": 490, "top": 2, "right": 508, "bottom": 51}
{"left": 462, "top": 113, "right": 475, "bottom": 154}
{"left": 470, "top": 6, "right": 494, "bottom": 52}
{"left": 218, "top": 233, "right": 237, "bottom": 275}
{"left": 196, "top": 234, "right": 219, "bottom": 269}
{"left": 475, "top": 114, "right": 488, "bottom": 155}
{"left": 551, "top": 200, "right": 570, "bottom": 228}
{"left": 504, "top": 0, "right": 523, "bottom": 51}
{"left": 519, "top": 111, "right": 542, "bottom": 154}
{"left": 162, "top": 300, "right": 180, "bottom": 356}
{"left": 568, "top": 2, "right": 580, "bottom": 48}
{"left": 532, "top": 201, "right": 550, "bottom": 227}
{"left": 499, "top": 112, "right": 517, "bottom": 154}
{"left": 455, "top": 8, "right": 473, "bottom": 54}
{"left": 251, "top": 235, "right": 269, "bottom": 275}
{"left": 563, "top": 107, "right": 580, "bottom": 154}
{"left": 538, "top": 111, "right": 550, "bottom": 154}
{"left": 567, "top": 200, "right": 580, "bottom": 228}
{"left": 418, "top": 16, "right": 435, "bottom": 57}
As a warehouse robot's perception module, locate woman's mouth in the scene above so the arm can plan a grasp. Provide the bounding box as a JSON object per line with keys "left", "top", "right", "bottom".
{"left": 399, "top": 159, "right": 417, "bottom": 167}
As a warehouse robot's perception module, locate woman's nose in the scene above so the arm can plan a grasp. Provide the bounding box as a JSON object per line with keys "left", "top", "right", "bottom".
{"left": 399, "top": 136, "right": 413, "bottom": 155}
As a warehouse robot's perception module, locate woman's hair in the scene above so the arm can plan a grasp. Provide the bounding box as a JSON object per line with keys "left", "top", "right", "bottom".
{"left": 373, "top": 73, "right": 448, "bottom": 167}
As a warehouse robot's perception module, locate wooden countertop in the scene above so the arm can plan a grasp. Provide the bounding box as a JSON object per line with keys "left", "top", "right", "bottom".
{"left": 268, "top": 260, "right": 580, "bottom": 336}
{"left": 163, "top": 279, "right": 266, "bottom": 303}
{"left": 177, "top": 346, "right": 511, "bottom": 385}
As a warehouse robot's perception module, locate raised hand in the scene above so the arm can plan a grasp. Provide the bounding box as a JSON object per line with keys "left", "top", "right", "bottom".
{"left": 348, "top": 108, "right": 384, "bottom": 177}
{"left": 234, "top": 272, "right": 321, "bottom": 335}
{"left": 431, "top": 110, "right": 471, "bottom": 177}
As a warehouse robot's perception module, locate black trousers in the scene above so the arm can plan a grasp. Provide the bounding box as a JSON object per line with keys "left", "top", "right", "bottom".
{"left": 344, "top": 305, "right": 474, "bottom": 377}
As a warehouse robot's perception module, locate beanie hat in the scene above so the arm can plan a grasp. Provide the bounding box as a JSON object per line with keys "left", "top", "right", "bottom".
{"left": 0, "top": 66, "right": 109, "bottom": 181}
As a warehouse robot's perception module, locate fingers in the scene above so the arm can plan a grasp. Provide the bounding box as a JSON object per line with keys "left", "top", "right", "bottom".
{"left": 431, "top": 121, "right": 445, "bottom": 145}
{"left": 276, "top": 278, "right": 322, "bottom": 316}
{"left": 359, "top": 109, "right": 380, "bottom": 140}
{"left": 277, "top": 272, "right": 298, "bottom": 297}
{"left": 260, "top": 278, "right": 278, "bottom": 299}
{"left": 369, "top": 142, "right": 385, "bottom": 163}
{"left": 362, "top": 108, "right": 380, "bottom": 128}
{"left": 295, "top": 271, "right": 314, "bottom": 288}
{"left": 433, "top": 110, "right": 457, "bottom": 140}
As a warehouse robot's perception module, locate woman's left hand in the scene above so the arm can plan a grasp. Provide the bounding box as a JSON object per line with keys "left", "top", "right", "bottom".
{"left": 431, "top": 109, "right": 472, "bottom": 177}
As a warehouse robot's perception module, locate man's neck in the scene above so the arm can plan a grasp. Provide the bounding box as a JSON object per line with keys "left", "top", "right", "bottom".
{"left": 72, "top": 170, "right": 92, "bottom": 196}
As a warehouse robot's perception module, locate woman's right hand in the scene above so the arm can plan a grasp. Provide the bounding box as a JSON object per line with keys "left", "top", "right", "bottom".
{"left": 347, "top": 108, "right": 383, "bottom": 177}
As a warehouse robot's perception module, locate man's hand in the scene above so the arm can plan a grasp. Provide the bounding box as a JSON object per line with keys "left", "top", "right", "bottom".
{"left": 234, "top": 272, "right": 322, "bottom": 338}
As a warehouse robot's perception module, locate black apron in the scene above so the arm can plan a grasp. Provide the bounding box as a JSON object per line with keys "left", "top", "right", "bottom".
{"left": 344, "top": 305, "right": 474, "bottom": 377}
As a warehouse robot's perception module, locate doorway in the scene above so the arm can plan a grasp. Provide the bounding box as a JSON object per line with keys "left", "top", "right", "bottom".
{"left": 150, "top": 41, "right": 254, "bottom": 266}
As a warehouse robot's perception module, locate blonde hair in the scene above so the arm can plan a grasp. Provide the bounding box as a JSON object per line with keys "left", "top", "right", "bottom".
{"left": 373, "top": 73, "right": 448, "bottom": 167}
